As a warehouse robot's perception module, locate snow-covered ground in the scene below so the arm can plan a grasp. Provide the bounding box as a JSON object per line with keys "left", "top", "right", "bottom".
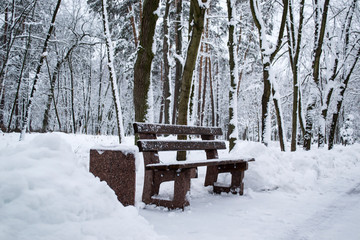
{"left": 1, "top": 132, "right": 360, "bottom": 240}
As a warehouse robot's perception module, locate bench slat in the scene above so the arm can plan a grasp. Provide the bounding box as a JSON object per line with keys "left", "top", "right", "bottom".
{"left": 134, "top": 122, "right": 223, "bottom": 136}
{"left": 137, "top": 140, "right": 226, "bottom": 152}
{"left": 145, "top": 158, "right": 255, "bottom": 170}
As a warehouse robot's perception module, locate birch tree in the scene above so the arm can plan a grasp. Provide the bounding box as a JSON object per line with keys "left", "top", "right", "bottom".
{"left": 227, "top": 0, "right": 239, "bottom": 151}
{"left": 101, "top": 0, "right": 125, "bottom": 143}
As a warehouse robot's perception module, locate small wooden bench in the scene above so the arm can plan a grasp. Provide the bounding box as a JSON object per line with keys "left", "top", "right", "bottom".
{"left": 134, "top": 122, "right": 255, "bottom": 209}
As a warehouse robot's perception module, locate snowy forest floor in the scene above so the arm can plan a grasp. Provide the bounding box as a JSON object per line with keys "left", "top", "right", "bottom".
{"left": 1, "top": 132, "right": 360, "bottom": 240}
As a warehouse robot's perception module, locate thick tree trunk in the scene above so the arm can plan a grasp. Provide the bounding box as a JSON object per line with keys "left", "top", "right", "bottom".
{"left": 176, "top": 0, "right": 207, "bottom": 160}
{"left": 177, "top": 0, "right": 207, "bottom": 126}
{"left": 303, "top": 0, "right": 330, "bottom": 150}
{"left": 133, "top": 0, "right": 160, "bottom": 123}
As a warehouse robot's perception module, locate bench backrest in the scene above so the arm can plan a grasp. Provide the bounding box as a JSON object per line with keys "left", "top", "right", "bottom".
{"left": 133, "top": 123, "right": 226, "bottom": 165}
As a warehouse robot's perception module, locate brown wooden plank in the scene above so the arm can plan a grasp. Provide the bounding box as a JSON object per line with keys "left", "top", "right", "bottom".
{"left": 145, "top": 158, "right": 255, "bottom": 170}
{"left": 137, "top": 140, "right": 226, "bottom": 152}
{"left": 134, "top": 122, "right": 223, "bottom": 136}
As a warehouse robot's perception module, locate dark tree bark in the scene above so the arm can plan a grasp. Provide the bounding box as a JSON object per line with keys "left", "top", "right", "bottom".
{"left": 162, "top": 0, "right": 171, "bottom": 124}
{"left": 133, "top": 0, "right": 161, "bottom": 123}
{"left": 303, "top": 0, "right": 330, "bottom": 150}
{"left": 176, "top": 0, "right": 207, "bottom": 160}
{"left": 287, "top": 0, "right": 305, "bottom": 151}
{"left": 172, "top": 0, "right": 183, "bottom": 124}
{"left": 197, "top": 42, "right": 204, "bottom": 125}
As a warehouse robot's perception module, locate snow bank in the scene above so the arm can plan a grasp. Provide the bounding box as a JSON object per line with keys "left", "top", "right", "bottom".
{"left": 230, "top": 141, "right": 360, "bottom": 193}
{"left": 0, "top": 133, "right": 163, "bottom": 240}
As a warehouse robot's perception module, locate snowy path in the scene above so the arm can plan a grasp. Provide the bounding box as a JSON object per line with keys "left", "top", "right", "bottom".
{"left": 283, "top": 180, "right": 360, "bottom": 240}
{"left": 139, "top": 170, "right": 360, "bottom": 240}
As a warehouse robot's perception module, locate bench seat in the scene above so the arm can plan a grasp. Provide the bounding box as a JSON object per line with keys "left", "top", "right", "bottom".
{"left": 146, "top": 157, "right": 255, "bottom": 170}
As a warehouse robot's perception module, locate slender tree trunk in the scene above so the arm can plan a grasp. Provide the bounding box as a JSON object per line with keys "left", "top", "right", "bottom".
{"left": 201, "top": 20, "right": 209, "bottom": 126}
{"left": 133, "top": 0, "right": 160, "bottom": 123}
{"left": 101, "top": 0, "right": 125, "bottom": 143}
{"left": 128, "top": 4, "right": 138, "bottom": 48}
{"left": 287, "top": 0, "right": 305, "bottom": 151}
{"left": 172, "top": 0, "right": 183, "bottom": 124}
{"left": 227, "top": 0, "right": 239, "bottom": 151}
{"left": 208, "top": 57, "right": 215, "bottom": 126}
{"left": 197, "top": 43, "right": 204, "bottom": 125}
{"left": 68, "top": 56, "right": 76, "bottom": 133}
{"left": 19, "top": 0, "right": 62, "bottom": 141}
{"left": 96, "top": 45, "right": 105, "bottom": 135}
{"left": 162, "top": 0, "right": 171, "bottom": 124}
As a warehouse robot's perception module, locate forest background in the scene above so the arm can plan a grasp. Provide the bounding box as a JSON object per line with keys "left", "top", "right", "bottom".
{"left": 0, "top": 0, "right": 359, "bottom": 152}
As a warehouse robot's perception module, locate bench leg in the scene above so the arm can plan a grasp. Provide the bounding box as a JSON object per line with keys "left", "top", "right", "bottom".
{"left": 230, "top": 170, "right": 245, "bottom": 195}
{"left": 172, "top": 168, "right": 192, "bottom": 209}
{"left": 142, "top": 168, "right": 192, "bottom": 209}
{"left": 142, "top": 170, "right": 155, "bottom": 204}
{"left": 204, "top": 166, "right": 219, "bottom": 186}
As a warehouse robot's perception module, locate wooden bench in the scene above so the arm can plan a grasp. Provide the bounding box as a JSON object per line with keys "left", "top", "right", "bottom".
{"left": 134, "top": 122, "right": 255, "bottom": 209}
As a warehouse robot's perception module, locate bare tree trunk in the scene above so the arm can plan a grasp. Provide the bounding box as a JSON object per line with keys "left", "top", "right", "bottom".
{"left": 328, "top": 47, "right": 360, "bottom": 150}
{"left": 96, "top": 45, "right": 105, "bottom": 135}
{"left": 201, "top": 20, "right": 209, "bottom": 126}
{"left": 133, "top": 0, "right": 160, "bottom": 123}
{"left": 19, "top": 0, "right": 62, "bottom": 141}
{"left": 227, "top": 0, "right": 240, "bottom": 151}
{"left": 208, "top": 57, "right": 215, "bottom": 126}
{"left": 176, "top": 0, "right": 207, "bottom": 160}
{"left": 41, "top": 58, "right": 61, "bottom": 132}
{"left": 101, "top": 0, "right": 125, "bottom": 143}
{"left": 7, "top": 11, "right": 34, "bottom": 132}
{"left": 172, "top": 0, "right": 183, "bottom": 124}
{"left": 303, "top": 0, "right": 330, "bottom": 150}
{"left": 250, "top": 0, "right": 288, "bottom": 151}
{"left": 197, "top": 43, "right": 204, "bottom": 125}
{"left": 128, "top": 4, "right": 138, "bottom": 48}
{"left": 287, "top": 0, "right": 305, "bottom": 151}
{"left": 68, "top": 55, "right": 77, "bottom": 133}
{"left": 162, "top": 0, "right": 171, "bottom": 124}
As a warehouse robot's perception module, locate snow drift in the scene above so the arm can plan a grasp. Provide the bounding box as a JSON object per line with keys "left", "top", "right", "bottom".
{"left": 0, "top": 133, "right": 162, "bottom": 240}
